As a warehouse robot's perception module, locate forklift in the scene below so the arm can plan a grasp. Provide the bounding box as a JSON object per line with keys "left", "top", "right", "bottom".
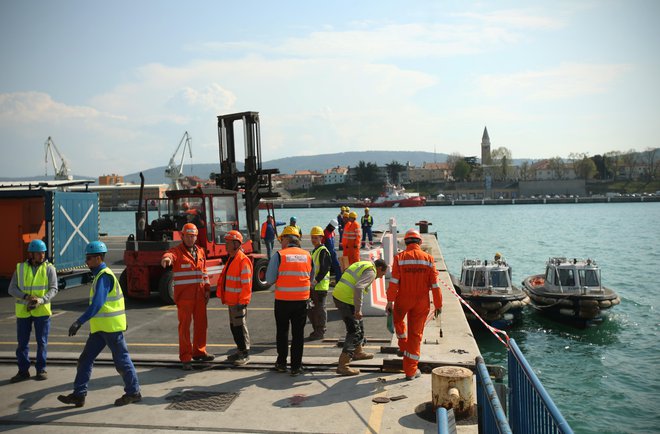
{"left": 121, "top": 111, "right": 279, "bottom": 303}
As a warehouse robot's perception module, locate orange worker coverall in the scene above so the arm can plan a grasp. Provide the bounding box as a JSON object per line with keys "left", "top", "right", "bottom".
{"left": 341, "top": 220, "right": 361, "bottom": 265}
{"left": 162, "top": 243, "right": 211, "bottom": 363}
{"left": 216, "top": 249, "right": 253, "bottom": 306}
{"left": 386, "top": 243, "right": 442, "bottom": 377}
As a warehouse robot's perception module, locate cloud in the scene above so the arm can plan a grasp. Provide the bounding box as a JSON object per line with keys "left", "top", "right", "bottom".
{"left": 453, "top": 8, "right": 565, "bottom": 30}
{"left": 0, "top": 91, "right": 123, "bottom": 123}
{"left": 477, "top": 63, "right": 632, "bottom": 100}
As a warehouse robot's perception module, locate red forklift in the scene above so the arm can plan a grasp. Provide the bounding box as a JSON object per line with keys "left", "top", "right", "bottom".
{"left": 121, "top": 111, "right": 279, "bottom": 303}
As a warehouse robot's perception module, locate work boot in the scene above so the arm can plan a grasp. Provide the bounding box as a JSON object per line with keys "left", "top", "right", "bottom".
{"left": 307, "top": 331, "right": 324, "bottom": 341}
{"left": 274, "top": 363, "right": 287, "bottom": 373}
{"left": 233, "top": 351, "right": 250, "bottom": 366}
{"left": 336, "top": 352, "right": 359, "bottom": 376}
{"left": 181, "top": 362, "right": 193, "bottom": 371}
{"left": 290, "top": 366, "right": 304, "bottom": 377}
{"left": 57, "top": 393, "right": 85, "bottom": 408}
{"left": 35, "top": 370, "right": 48, "bottom": 381}
{"left": 114, "top": 392, "right": 142, "bottom": 406}
{"left": 352, "top": 344, "right": 374, "bottom": 361}
{"left": 405, "top": 369, "right": 422, "bottom": 381}
{"left": 10, "top": 371, "right": 30, "bottom": 383}
{"left": 192, "top": 353, "right": 215, "bottom": 362}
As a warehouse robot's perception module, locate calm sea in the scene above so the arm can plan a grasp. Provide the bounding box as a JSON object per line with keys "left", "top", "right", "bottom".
{"left": 101, "top": 203, "right": 660, "bottom": 434}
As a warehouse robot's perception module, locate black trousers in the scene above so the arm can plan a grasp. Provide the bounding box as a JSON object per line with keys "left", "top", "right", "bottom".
{"left": 274, "top": 299, "right": 307, "bottom": 369}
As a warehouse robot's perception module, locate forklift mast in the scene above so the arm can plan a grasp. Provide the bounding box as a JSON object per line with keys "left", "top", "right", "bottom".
{"left": 215, "top": 112, "right": 279, "bottom": 252}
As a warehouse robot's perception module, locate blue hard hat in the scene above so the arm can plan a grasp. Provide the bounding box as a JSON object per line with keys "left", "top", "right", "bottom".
{"left": 290, "top": 216, "right": 297, "bottom": 222}
{"left": 28, "top": 239, "right": 47, "bottom": 252}
{"left": 85, "top": 241, "right": 108, "bottom": 255}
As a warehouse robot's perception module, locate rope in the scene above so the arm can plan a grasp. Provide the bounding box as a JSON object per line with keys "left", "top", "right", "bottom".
{"left": 437, "top": 275, "right": 510, "bottom": 348}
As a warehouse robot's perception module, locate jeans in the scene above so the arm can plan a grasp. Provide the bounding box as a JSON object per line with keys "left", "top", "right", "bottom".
{"left": 274, "top": 299, "right": 307, "bottom": 370}
{"left": 264, "top": 238, "right": 275, "bottom": 259}
{"left": 361, "top": 227, "right": 373, "bottom": 247}
{"left": 16, "top": 316, "right": 50, "bottom": 373}
{"left": 73, "top": 331, "right": 140, "bottom": 397}
{"left": 324, "top": 238, "right": 342, "bottom": 281}
{"left": 333, "top": 297, "right": 365, "bottom": 355}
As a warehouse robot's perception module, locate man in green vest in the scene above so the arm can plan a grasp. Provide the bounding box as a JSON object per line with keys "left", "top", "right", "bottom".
{"left": 332, "top": 259, "right": 388, "bottom": 376}
{"left": 307, "top": 226, "right": 331, "bottom": 340}
{"left": 8, "top": 239, "right": 58, "bottom": 383}
{"left": 58, "top": 241, "right": 141, "bottom": 408}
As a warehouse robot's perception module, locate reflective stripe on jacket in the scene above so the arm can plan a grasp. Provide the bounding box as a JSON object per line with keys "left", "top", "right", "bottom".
{"left": 387, "top": 243, "right": 442, "bottom": 309}
{"left": 361, "top": 215, "right": 373, "bottom": 227}
{"left": 332, "top": 261, "right": 375, "bottom": 306}
{"left": 15, "top": 261, "right": 53, "bottom": 318}
{"left": 311, "top": 245, "right": 330, "bottom": 291}
{"left": 341, "top": 221, "right": 361, "bottom": 248}
{"left": 163, "top": 243, "right": 210, "bottom": 302}
{"left": 89, "top": 267, "right": 126, "bottom": 333}
{"left": 274, "top": 247, "right": 311, "bottom": 301}
{"left": 217, "top": 249, "right": 253, "bottom": 305}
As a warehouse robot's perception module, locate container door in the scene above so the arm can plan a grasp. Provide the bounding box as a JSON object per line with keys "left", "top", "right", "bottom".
{"left": 51, "top": 191, "right": 99, "bottom": 272}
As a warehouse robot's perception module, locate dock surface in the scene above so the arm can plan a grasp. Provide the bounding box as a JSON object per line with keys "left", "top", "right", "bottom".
{"left": 0, "top": 233, "right": 480, "bottom": 433}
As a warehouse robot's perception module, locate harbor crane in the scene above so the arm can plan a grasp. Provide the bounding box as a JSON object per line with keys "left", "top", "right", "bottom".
{"left": 164, "top": 131, "right": 193, "bottom": 190}
{"left": 44, "top": 136, "right": 73, "bottom": 180}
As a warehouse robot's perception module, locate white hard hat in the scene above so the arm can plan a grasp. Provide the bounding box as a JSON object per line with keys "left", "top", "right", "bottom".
{"left": 329, "top": 219, "right": 339, "bottom": 228}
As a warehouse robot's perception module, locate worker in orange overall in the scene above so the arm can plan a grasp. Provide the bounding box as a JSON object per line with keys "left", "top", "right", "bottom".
{"left": 341, "top": 211, "right": 361, "bottom": 266}
{"left": 161, "top": 223, "right": 214, "bottom": 370}
{"left": 217, "top": 230, "right": 253, "bottom": 366}
{"left": 386, "top": 229, "right": 442, "bottom": 380}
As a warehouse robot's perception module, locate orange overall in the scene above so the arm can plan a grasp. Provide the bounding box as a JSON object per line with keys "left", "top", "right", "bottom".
{"left": 341, "top": 220, "right": 361, "bottom": 265}
{"left": 163, "top": 243, "right": 210, "bottom": 363}
{"left": 386, "top": 243, "right": 442, "bottom": 377}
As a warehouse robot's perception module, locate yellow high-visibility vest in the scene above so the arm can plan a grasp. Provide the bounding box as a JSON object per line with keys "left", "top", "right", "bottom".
{"left": 15, "top": 261, "right": 54, "bottom": 318}
{"left": 89, "top": 267, "right": 126, "bottom": 333}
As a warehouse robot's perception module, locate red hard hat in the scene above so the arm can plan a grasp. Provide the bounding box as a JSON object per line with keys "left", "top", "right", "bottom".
{"left": 224, "top": 230, "right": 243, "bottom": 243}
{"left": 404, "top": 229, "right": 421, "bottom": 240}
{"left": 182, "top": 223, "right": 198, "bottom": 235}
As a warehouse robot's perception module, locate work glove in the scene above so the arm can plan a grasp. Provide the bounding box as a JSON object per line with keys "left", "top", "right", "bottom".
{"left": 68, "top": 321, "right": 81, "bottom": 336}
{"left": 385, "top": 301, "right": 393, "bottom": 314}
{"left": 434, "top": 308, "right": 442, "bottom": 319}
{"left": 306, "top": 298, "right": 315, "bottom": 310}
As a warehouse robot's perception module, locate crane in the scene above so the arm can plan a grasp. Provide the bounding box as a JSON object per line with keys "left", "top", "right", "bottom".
{"left": 164, "top": 131, "right": 193, "bottom": 190}
{"left": 44, "top": 136, "right": 73, "bottom": 180}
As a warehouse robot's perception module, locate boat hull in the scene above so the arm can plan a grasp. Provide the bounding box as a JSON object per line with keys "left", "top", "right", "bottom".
{"left": 370, "top": 197, "right": 426, "bottom": 208}
{"left": 522, "top": 274, "right": 620, "bottom": 327}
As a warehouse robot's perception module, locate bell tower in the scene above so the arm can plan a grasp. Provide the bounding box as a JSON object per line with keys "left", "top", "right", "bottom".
{"left": 481, "top": 126, "right": 491, "bottom": 165}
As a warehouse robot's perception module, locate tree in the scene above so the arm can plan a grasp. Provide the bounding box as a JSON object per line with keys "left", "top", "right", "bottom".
{"left": 446, "top": 153, "right": 463, "bottom": 179}
{"left": 642, "top": 147, "right": 658, "bottom": 180}
{"left": 518, "top": 161, "right": 531, "bottom": 181}
{"left": 453, "top": 160, "right": 471, "bottom": 181}
{"left": 590, "top": 154, "right": 610, "bottom": 180}
{"left": 385, "top": 160, "right": 406, "bottom": 184}
{"left": 621, "top": 149, "right": 638, "bottom": 180}
{"left": 547, "top": 157, "right": 566, "bottom": 180}
{"left": 354, "top": 160, "right": 380, "bottom": 185}
{"left": 604, "top": 150, "right": 622, "bottom": 180}
{"left": 574, "top": 156, "right": 597, "bottom": 180}
{"left": 490, "top": 147, "right": 513, "bottom": 181}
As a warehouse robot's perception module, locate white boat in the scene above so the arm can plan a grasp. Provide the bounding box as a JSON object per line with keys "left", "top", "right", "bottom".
{"left": 451, "top": 257, "right": 529, "bottom": 328}
{"left": 522, "top": 257, "right": 620, "bottom": 327}
{"left": 369, "top": 182, "right": 426, "bottom": 208}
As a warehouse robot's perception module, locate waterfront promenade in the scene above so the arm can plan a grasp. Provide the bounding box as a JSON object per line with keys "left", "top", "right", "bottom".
{"left": 0, "top": 234, "right": 480, "bottom": 433}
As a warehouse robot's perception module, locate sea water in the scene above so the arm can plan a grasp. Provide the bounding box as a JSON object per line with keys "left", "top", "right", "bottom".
{"left": 101, "top": 202, "right": 660, "bottom": 434}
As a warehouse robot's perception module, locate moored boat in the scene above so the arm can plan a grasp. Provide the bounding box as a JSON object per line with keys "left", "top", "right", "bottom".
{"left": 451, "top": 256, "right": 529, "bottom": 328}
{"left": 369, "top": 181, "right": 426, "bottom": 208}
{"left": 522, "top": 257, "right": 620, "bottom": 327}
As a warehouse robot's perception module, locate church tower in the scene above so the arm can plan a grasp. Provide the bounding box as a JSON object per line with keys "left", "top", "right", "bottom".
{"left": 481, "top": 126, "right": 491, "bottom": 165}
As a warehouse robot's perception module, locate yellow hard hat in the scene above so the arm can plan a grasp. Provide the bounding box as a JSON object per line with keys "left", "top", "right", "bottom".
{"left": 341, "top": 206, "right": 346, "bottom": 211}
{"left": 495, "top": 252, "right": 502, "bottom": 259}
{"left": 364, "top": 207, "right": 369, "bottom": 212}
{"left": 310, "top": 226, "right": 324, "bottom": 236}
{"left": 346, "top": 206, "right": 350, "bottom": 211}
{"left": 280, "top": 226, "right": 300, "bottom": 238}
{"left": 348, "top": 211, "right": 358, "bottom": 219}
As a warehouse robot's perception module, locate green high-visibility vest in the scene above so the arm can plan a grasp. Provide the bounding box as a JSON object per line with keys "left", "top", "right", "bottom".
{"left": 15, "top": 261, "right": 54, "bottom": 318}
{"left": 311, "top": 245, "right": 330, "bottom": 291}
{"left": 89, "top": 267, "right": 127, "bottom": 333}
{"left": 332, "top": 261, "right": 375, "bottom": 306}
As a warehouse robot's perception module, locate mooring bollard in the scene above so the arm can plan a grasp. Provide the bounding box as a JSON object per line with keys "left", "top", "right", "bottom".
{"left": 415, "top": 220, "right": 432, "bottom": 234}
{"left": 431, "top": 366, "right": 475, "bottom": 419}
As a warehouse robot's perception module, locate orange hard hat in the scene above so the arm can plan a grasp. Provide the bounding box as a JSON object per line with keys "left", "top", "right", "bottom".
{"left": 182, "top": 223, "right": 198, "bottom": 235}
{"left": 224, "top": 230, "right": 243, "bottom": 243}
{"left": 404, "top": 229, "right": 421, "bottom": 240}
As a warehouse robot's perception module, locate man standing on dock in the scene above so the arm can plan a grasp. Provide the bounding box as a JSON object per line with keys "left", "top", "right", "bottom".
{"left": 161, "top": 223, "right": 215, "bottom": 370}
{"left": 333, "top": 259, "right": 388, "bottom": 376}
{"left": 8, "top": 239, "right": 58, "bottom": 383}
{"left": 386, "top": 229, "right": 442, "bottom": 380}
{"left": 342, "top": 211, "right": 361, "bottom": 265}
{"left": 307, "top": 226, "right": 331, "bottom": 340}
{"left": 360, "top": 208, "right": 373, "bottom": 249}
{"left": 260, "top": 215, "right": 285, "bottom": 259}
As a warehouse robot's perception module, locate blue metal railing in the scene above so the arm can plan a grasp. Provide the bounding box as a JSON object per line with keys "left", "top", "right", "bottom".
{"left": 476, "top": 356, "right": 512, "bottom": 434}
{"left": 437, "top": 407, "right": 450, "bottom": 434}
{"left": 507, "top": 338, "right": 574, "bottom": 434}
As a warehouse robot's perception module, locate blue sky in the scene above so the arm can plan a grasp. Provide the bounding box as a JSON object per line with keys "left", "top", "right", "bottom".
{"left": 1, "top": 0, "right": 658, "bottom": 178}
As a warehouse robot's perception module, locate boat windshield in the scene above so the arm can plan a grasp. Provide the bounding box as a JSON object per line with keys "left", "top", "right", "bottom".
{"left": 556, "top": 268, "right": 576, "bottom": 286}
{"left": 578, "top": 268, "right": 600, "bottom": 287}
{"left": 463, "top": 269, "right": 486, "bottom": 287}
{"left": 489, "top": 270, "right": 510, "bottom": 288}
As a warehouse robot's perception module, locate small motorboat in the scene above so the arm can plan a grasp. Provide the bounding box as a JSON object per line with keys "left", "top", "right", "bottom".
{"left": 451, "top": 257, "right": 530, "bottom": 328}
{"left": 369, "top": 181, "right": 426, "bottom": 208}
{"left": 522, "top": 257, "right": 620, "bottom": 326}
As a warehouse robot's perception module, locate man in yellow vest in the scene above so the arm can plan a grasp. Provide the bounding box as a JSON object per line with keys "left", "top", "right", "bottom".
{"left": 58, "top": 241, "right": 141, "bottom": 408}
{"left": 307, "top": 226, "right": 331, "bottom": 340}
{"left": 265, "top": 226, "right": 312, "bottom": 376}
{"left": 8, "top": 239, "right": 58, "bottom": 383}
{"left": 332, "top": 259, "right": 388, "bottom": 376}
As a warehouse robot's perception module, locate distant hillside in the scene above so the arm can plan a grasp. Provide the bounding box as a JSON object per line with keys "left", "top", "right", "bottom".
{"left": 121, "top": 150, "right": 450, "bottom": 184}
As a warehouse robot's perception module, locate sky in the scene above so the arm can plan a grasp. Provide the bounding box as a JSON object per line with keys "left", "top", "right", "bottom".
{"left": 1, "top": 0, "right": 659, "bottom": 178}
